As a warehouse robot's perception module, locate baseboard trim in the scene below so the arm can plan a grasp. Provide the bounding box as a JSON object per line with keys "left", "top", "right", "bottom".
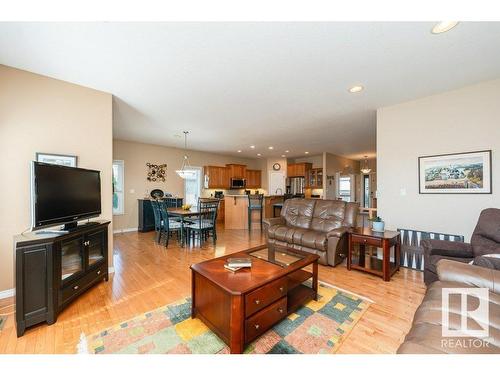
{"left": 1, "top": 269, "right": 115, "bottom": 301}
{"left": 0, "top": 288, "right": 14, "bottom": 300}
{"left": 113, "top": 227, "right": 137, "bottom": 234}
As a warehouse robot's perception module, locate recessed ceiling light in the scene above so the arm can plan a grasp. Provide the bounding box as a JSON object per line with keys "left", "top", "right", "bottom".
{"left": 349, "top": 85, "right": 364, "bottom": 93}
{"left": 431, "top": 21, "right": 459, "bottom": 34}
{"left": 281, "top": 155, "right": 286, "bottom": 158}
{"left": 250, "top": 145, "right": 255, "bottom": 149}
{"left": 257, "top": 153, "right": 261, "bottom": 156}
{"left": 285, "top": 150, "right": 289, "bottom": 153}
{"left": 268, "top": 146, "right": 274, "bottom": 150}
{"left": 237, "top": 150, "right": 242, "bottom": 153}
{"left": 305, "top": 151, "right": 309, "bottom": 154}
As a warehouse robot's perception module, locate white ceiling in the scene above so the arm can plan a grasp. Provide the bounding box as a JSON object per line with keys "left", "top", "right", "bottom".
{"left": 1, "top": 22, "right": 500, "bottom": 160}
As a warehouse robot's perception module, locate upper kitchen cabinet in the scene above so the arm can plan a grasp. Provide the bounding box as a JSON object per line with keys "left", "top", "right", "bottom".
{"left": 245, "top": 169, "right": 262, "bottom": 188}
{"left": 204, "top": 166, "right": 230, "bottom": 189}
{"left": 226, "top": 164, "right": 247, "bottom": 179}
{"left": 287, "top": 162, "right": 312, "bottom": 177}
{"left": 307, "top": 168, "right": 323, "bottom": 188}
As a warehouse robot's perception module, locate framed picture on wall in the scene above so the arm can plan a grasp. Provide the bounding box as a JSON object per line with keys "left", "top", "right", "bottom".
{"left": 418, "top": 150, "right": 492, "bottom": 194}
{"left": 36, "top": 152, "right": 78, "bottom": 167}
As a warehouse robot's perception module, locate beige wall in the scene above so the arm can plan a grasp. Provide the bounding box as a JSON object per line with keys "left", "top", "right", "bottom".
{"left": 377, "top": 79, "right": 500, "bottom": 240}
{"left": 0, "top": 65, "right": 113, "bottom": 292}
{"left": 323, "top": 152, "right": 360, "bottom": 200}
{"left": 112, "top": 139, "right": 262, "bottom": 231}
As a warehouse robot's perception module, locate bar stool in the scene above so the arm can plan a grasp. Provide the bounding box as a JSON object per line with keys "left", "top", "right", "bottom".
{"left": 247, "top": 194, "right": 264, "bottom": 231}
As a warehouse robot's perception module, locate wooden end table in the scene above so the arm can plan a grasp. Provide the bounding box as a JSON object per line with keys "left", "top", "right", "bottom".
{"left": 347, "top": 228, "right": 401, "bottom": 281}
{"left": 191, "top": 245, "right": 319, "bottom": 354}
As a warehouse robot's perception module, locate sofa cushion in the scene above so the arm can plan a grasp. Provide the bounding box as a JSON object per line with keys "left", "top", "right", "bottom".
{"left": 268, "top": 224, "right": 296, "bottom": 242}
{"left": 471, "top": 208, "right": 500, "bottom": 256}
{"left": 292, "top": 228, "right": 328, "bottom": 251}
{"left": 281, "top": 198, "right": 315, "bottom": 229}
{"left": 310, "top": 200, "right": 345, "bottom": 233}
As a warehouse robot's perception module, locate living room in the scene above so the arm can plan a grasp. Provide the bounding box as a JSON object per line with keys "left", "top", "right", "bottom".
{"left": 1, "top": 1, "right": 500, "bottom": 373}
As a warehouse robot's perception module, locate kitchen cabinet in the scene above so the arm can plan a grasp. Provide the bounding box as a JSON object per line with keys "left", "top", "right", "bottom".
{"left": 226, "top": 164, "right": 247, "bottom": 179}
{"left": 287, "top": 163, "right": 312, "bottom": 177}
{"left": 217, "top": 199, "right": 225, "bottom": 224}
{"left": 307, "top": 168, "right": 323, "bottom": 188}
{"left": 264, "top": 196, "right": 284, "bottom": 218}
{"left": 204, "top": 166, "right": 230, "bottom": 189}
{"left": 245, "top": 169, "right": 262, "bottom": 188}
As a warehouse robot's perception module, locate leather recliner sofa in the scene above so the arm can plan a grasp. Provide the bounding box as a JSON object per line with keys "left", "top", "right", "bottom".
{"left": 398, "top": 259, "right": 500, "bottom": 354}
{"left": 422, "top": 208, "right": 500, "bottom": 285}
{"left": 263, "top": 198, "right": 359, "bottom": 266}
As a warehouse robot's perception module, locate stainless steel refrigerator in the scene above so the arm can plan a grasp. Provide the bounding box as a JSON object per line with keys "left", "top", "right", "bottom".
{"left": 287, "top": 177, "right": 305, "bottom": 195}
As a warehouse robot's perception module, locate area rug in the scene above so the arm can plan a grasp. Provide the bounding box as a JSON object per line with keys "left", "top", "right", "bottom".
{"left": 81, "top": 282, "right": 371, "bottom": 354}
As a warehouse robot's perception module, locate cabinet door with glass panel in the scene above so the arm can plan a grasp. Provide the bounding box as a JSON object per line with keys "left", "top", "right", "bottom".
{"left": 60, "top": 236, "right": 85, "bottom": 283}
{"left": 85, "top": 229, "right": 106, "bottom": 268}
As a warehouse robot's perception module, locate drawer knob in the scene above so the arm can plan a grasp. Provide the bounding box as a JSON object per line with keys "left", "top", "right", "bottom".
{"left": 278, "top": 307, "right": 284, "bottom": 314}
{"left": 279, "top": 286, "right": 284, "bottom": 292}
{"left": 97, "top": 270, "right": 101, "bottom": 275}
{"left": 73, "top": 285, "right": 79, "bottom": 290}
{"left": 363, "top": 239, "right": 367, "bottom": 243}
{"left": 254, "top": 324, "right": 260, "bottom": 330}
{"left": 255, "top": 299, "right": 260, "bottom": 305}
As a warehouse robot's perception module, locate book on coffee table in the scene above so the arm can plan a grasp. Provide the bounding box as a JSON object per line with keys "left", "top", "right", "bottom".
{"left": 224, "top": 264, "right": 244, "bottom": 272}
{"left": 226, "top": 257, "right": 252, "bottom": 268}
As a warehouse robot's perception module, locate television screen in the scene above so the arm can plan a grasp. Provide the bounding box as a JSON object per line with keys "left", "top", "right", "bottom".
{"left": 32, "top": 162, "right": 101, "bottom": 229}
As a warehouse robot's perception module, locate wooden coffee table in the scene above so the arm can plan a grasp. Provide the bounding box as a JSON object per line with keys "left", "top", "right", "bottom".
{"left": 190, "top": 245, "right": 319, "bottom": 354}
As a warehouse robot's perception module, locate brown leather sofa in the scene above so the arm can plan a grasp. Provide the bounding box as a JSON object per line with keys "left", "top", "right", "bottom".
{"left": 398, "top": 260, "right": 500, "bottom": 354}
{"left": 263, "top": 198, "right": 359, "bottom": 266}
{"left": 423, "top": 208, "right": 500, "bottom": 285}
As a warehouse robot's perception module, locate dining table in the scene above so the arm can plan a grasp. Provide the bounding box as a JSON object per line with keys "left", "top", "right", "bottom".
{"left": 167, "top": 207, "right": 201, "bottom": 246}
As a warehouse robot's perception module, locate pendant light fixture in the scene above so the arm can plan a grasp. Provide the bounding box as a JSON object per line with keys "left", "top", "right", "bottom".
{"left": 360, "top": 156, "right": 371, "bottom": 174}
{"left": 175, "top": 131, "right": 195, "bottom": 179}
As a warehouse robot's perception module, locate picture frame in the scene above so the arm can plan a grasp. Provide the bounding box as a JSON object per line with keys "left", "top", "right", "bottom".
{"left": 36, "top": 152, "right": 78, "bottom": 167}
{"left": 418, "top": 150, "right": 492, "bottom": 194}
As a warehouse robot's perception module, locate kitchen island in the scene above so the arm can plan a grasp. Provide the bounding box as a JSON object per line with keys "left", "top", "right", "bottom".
{"left": 224, "top": 195, "right": 284, "bottom": 230}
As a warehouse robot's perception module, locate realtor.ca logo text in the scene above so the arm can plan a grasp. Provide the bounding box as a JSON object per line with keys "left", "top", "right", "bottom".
{"left": 441, "top": 288, "right": 491, "bottom": 349}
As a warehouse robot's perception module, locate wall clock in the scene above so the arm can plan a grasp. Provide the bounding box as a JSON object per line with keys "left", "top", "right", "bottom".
{"left": 272, "top": 163, "right": 281, "bottom": 171}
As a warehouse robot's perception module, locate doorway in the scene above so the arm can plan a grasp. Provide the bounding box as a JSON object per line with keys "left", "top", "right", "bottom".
{"left": 183, "top": 167, "right": 202, "bottom": 207}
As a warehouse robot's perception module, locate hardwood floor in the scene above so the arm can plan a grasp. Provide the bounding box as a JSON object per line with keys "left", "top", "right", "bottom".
{"left": 0, "top": 226, "right": 425, "bottom": 354}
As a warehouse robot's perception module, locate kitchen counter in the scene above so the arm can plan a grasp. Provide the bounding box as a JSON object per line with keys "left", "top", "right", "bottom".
{"left": 224, "top": 196, "right": 262, "bottom": 230}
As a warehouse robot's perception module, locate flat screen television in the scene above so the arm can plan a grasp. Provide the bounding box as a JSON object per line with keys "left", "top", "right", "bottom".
{"left": 31, "top": 161, "right": 101, "bottom": 230}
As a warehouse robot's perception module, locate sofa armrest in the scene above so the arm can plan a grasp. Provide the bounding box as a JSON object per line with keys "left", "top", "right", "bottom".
{"left": 263, "top": 217, "right": 285, "bottom": 228}
{"left": 436, "top": 259, "right": 500, "bottom": 293}
{"left": 326, "top": 227, "right": 349, "bottom": 239}
{"left": 421, "top": 239, "right": 473, "bottom": 258}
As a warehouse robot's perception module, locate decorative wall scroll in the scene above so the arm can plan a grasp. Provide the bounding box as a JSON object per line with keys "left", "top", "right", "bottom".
{"left": 146, "top": 163, "right": 167, "bottom": 182}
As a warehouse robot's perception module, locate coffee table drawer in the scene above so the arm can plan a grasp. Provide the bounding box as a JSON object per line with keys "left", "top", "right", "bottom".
{"left": 351, "top": 234, "right": 382, "bottom": 247}
{"left": 245, "top": 297, "right": 287, "bottom": 343}
{"left": 245, "top": 277, "right": 287, "bottom": 317}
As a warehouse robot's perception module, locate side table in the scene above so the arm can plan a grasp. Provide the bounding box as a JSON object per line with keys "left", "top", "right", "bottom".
{"left": 347, "top": 228, "right": 401, "bottom": 281}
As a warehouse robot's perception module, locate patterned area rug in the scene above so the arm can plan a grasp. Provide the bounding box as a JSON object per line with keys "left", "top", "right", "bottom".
{"left": 82, "top": 283, "right": 371, "bottom": 354}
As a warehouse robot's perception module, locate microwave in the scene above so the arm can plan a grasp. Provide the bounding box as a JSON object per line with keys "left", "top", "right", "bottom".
{"left": 230, "top": 178, "right": 246, "bottom": 189}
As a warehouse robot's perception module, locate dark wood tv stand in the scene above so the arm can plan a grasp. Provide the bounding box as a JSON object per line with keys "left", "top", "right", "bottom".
{"left": 14, "top": 220, "right": 110, "bottom": 337}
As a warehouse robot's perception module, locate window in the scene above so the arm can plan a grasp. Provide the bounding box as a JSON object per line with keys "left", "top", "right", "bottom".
{"left": 112, "top": 160, "right": 124, "bottom": 215}
{"left": 184, "top": 167, "right": 202, "bottom": 207}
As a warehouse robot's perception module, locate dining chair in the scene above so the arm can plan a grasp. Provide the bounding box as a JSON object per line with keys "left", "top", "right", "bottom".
{"left": 158, "top": 200, "right": 183, "bottom": 247}
{"left": 247, "top": 194, "right": 264, "bottom": 231}
{"left": 186, "top": 199, "right": 219, "bottom": 245}
{"left": 150, "top": 199, "right": 164, "bottom": 243}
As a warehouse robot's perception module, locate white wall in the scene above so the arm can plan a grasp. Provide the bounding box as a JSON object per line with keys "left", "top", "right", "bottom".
{"left": 377, "top": 79, "right": 500, "bottom": 241}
